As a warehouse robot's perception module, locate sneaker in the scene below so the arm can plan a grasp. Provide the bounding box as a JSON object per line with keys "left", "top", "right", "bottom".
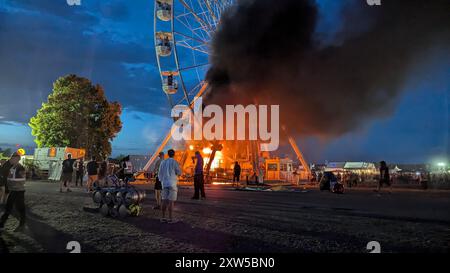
{"left": 201, "top": 197, "right": 206, "bottom": 200}
{"left": 160, "top": 218, "right": 168, "bottom": 223}
{"left": 67, "top": 189, "right": 72, "bottom": 192}
{"left": 167, "top": 219, "right": 179, "bottom": 224}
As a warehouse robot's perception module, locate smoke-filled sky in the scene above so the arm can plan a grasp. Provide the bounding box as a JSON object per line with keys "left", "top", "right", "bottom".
{"left": 206, "top": 0, "right": 449, "bottom": 136}
{"left": 0, "top": 0, "right": 448, "bottom": 164}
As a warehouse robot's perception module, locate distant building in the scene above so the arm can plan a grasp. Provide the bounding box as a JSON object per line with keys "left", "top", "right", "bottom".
{"left": 325, "top": 161, "right": 377, "bottom": 175}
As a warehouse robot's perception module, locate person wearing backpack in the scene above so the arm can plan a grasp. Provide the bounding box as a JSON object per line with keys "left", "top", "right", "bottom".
{"left": 0, "top": 152, "right": 26, "bottom": 232}
{"left": 60, "top": 154, "right": 76, "bottom": 193}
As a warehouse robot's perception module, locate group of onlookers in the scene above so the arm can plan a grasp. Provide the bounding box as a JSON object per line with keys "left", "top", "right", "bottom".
{"left": 60, "top": 155, "right": 110, "bottom": 193}
{"left": 152, "top": 149, "right": 218, "bottom": 223}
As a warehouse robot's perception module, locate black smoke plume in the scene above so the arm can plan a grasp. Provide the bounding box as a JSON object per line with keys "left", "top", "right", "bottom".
{"left": 205, "top": 0, "right": 450, "bottom": 137}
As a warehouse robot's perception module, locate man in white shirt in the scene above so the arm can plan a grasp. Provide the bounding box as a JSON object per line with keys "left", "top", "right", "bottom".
{"left": 158, "top": 149, "right": 181, "bottom": 223}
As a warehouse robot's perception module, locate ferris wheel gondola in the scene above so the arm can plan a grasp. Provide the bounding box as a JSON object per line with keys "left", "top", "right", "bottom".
{"left": 156, "top": 0, "right": 172, "bottom": 21}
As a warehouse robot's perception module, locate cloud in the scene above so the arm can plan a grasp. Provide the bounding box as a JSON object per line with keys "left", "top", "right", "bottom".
{"left": 0, "top": 0, "right": 170, "bottom": 125}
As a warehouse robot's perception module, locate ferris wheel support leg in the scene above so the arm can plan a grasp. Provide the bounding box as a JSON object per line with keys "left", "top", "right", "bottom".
{"left": 281, "top": 126, "right": 311, "bottom": 177}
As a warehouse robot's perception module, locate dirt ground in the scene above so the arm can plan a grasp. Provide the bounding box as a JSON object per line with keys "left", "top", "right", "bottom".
{"left": 0, "top": 181, "right": 449, "bottom": 253}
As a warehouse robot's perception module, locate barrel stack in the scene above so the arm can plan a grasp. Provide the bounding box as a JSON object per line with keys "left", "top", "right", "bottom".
{"left": 92, "top": 184, "right": 146, "bottom": 218}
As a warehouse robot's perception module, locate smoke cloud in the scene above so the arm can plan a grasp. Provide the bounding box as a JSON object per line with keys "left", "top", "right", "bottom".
{"left": 205, "top": 0, "right": 450, "bottom": 138}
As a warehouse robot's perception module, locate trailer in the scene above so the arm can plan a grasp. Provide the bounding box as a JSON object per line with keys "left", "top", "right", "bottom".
{"left": 33, "top": 147, "right": 86, "bottom": 181}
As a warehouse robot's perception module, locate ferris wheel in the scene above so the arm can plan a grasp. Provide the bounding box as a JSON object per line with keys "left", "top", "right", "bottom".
{"left": 154, "top": 0, "right": 234, "bottom": 110}
{"left": 147, "top": 0, "right": 311, "bottom": 178}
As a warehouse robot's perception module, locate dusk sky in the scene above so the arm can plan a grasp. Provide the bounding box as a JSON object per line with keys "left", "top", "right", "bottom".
{"left": 0, "top": 0, "right": 448, "bottom": 164}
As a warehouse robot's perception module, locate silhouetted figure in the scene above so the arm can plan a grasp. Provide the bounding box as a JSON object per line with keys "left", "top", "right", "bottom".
{"left": 0, "top": 155, "right": 17, "bottom": 205}
{"left": 60, "top": 154, "right": 75, "bottom": 193}
{"left": 86, "top": 156, "right": 99, "bottom": 192}
{"left": 192, "top": 151, "right": 205, "bottom": 200}
{"left": 75, "top": 159, "right": 84, "bottom": 187}
{"left": 153, "top": 152, "right": 164, "bottom": 210}
{"left": 233, "top": 162, "right": 241, "bottom": 184}
{"left": 376, "top": 161, "right": 391, "bottom": 193}
{"left": 0, "top": 152, "right": 26, "bottom": 232}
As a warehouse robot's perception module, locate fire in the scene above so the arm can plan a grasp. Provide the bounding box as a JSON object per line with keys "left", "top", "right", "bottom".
{"left": 213, "top": 151, "right": 223, "bottom": 170}
{"left": 203, "top": 149, "right": 223, "bottom": 170}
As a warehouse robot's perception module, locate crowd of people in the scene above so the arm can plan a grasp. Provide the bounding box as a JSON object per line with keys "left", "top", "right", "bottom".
{"left": 1, "top": 150, "right": 449, "bottom": 231}
{"left": 151, "top": 149, "right": 209, "bottom": 223}
{"left": 59, "top": 155, "right": 134, "bottom": 193}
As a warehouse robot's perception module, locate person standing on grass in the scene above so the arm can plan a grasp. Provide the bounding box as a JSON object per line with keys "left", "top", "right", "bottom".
{"left": 192, "top": 151, "right": 205, "bottom": 200}
{"left": 98, "top": 159, "right": 108, "bottom": 186}
{"left": 376, "top": 161, "right": 392, "bottom": 194}
{"left": 0, "top": 152, "right": 26, "bottom": 232}
{"left": 60, "top": 154, "right": 75, "bottom": 193}
{"left": 158, "top": 149, "right": 181, "bottom": 223}
{"left": 233, "top": 161, "right": 241, "bottom": 184}
{"left": 75, "top": 158, "right": 84, "bottom": 187}
{"left": 86, "top": 156, "right": 99, "bottom": 192}
{"left": 153, "top": 152, "right": 164, "bottom": 210}
{"left": 0, "top": 153, "right": 21, "bottom": 205}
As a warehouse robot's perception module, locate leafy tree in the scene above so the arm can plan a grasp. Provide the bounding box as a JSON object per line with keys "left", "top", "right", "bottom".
{"left": 29, "top": 74, "right": 122, "bottom": 159}
{"left": 0, "top": 148, "right": 12, "bottom": 157}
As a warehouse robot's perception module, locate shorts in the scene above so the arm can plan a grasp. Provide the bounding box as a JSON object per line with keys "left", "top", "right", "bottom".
{"left": 161, "top": 187, "right": 177, "bottom": 201}
{"left": 88, "top": 175, "right": 98, "bottom": 182}
{"left": 61, "top": 172, "right": 73, "bottom": 182}
{"left": 154, "top": 176, "right": 162, "bottom": 190}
